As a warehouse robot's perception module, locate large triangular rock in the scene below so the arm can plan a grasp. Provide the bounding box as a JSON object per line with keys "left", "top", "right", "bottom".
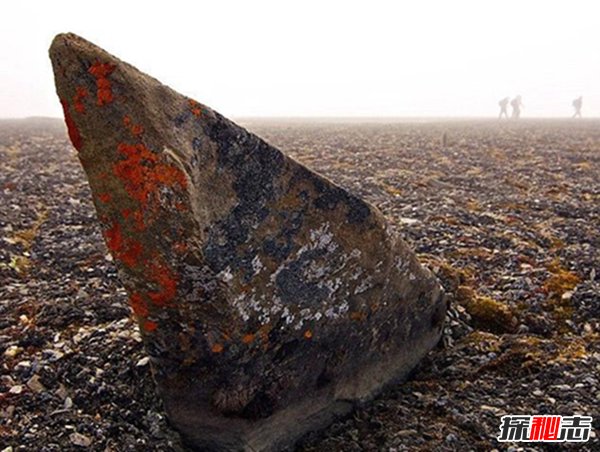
{"left": 49, "top": 33, "right": 446, "bottom": 451}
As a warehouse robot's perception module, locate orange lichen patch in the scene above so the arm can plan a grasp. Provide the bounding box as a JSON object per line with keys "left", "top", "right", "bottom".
{"left": 122, "top": 208, "right": 146, "bottom": 231}
{"left": 133, "top": 211, "right": 145, "bottom": 230}
{"left": 129, "top": 293, "right": 149, "bottom": 317}
{"left": 101, "top": 143, "right": 187, "bottom": 336}
{"left": 211, "top": 343, "right": 224, "bottom": 353}
{"left": 304, "top": 329, "right": 313, "bottom": 339}
{"left": 123, "top": 115, "right": 144, "bottom": 136}
{"left": 118, "top": 256, "right": 179, "bottom": 333}
{"left": 104, "top": 221, "right": 123, "bottom": 254}
{"left": 113, "top": 143, "right": 187, "bottom": 210}
{"left": 98, "top": 193, "right": 112, "bottom": 203}
{"left": 146, "top": 260, "right": 178, "bottom": 306}
{"left": 189, "top": 99, "right": 202, "bottom": 117}
{"left": 131, "top": 124, "right": 144, "bottom": 136}
{"left": 88, "top": 61, "right": 116, "bottom": 106}
{"left": 242, "top": 333, "right": 255, "bottom": 344}
{"left": 60, "top": 99, "right": 82, "bottom": 151}
{"left": 103, "top": 221, "right": 143, "bottom": 268}
{"left": 73, "top": 86, "right": 88, "bottom": 113}
{"left": 143, "top": 320, "right": 158, "bottom": 332}
{"left": 119, "top": 241, "right": 143, "bottom": 268}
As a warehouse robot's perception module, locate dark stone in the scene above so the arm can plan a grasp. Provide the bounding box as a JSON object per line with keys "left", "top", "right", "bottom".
{"left": 49, "top": 32, "right": 446, "bottom": 451}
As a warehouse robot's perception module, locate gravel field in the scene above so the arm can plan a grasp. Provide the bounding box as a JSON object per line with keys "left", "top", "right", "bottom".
{"left": 1, "top": 118, "right": 598, "bottom": 451}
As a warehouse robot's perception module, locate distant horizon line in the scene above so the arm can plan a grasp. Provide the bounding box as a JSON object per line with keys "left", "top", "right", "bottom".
{"left": 2, "top": 115, "right": 600, "bottom": 122}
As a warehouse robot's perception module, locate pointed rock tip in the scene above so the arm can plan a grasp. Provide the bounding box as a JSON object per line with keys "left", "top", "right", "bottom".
{"left": 50, "top": 32, "right": 87, "bottom": 55}
{"left": 50, "top": 32, "right": 79, "bottom": 47}
{"left": 49, "top": 32, "right": 115, "bottom": 66}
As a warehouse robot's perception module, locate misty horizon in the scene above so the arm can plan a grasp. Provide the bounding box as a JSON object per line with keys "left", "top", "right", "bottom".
{"left": 2, "top": 1, "right": 599, "bottom": 118}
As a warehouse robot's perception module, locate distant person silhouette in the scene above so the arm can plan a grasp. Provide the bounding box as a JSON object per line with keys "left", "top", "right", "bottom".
{"left": 511, "top": 95, "right": 523, "bottom": 119}
{"left": 498, "top": 97, "right": 510, "bottom": 119}
{"left": 572, "top": 96, "right": 583, "bottom": 118}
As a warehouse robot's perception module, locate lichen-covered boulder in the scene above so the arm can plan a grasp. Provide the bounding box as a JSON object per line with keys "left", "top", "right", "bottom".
{"left": 49, "top": 33, "right": 446, "bottom": 451}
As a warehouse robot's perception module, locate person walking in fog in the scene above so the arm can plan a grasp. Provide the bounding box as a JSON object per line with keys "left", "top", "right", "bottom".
{"left": 572, "top": 96, "right": 583, "bottom": 118}
{"left": 511, "top": 95, "right": 523, "bottom": 119}
{"left": 498, "top": 97, "right": 510, "bottom": 119}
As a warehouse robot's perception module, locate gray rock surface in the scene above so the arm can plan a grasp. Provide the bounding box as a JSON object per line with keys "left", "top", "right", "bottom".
{"left": 49, "top": 33, "right": 446, "bottom": 451}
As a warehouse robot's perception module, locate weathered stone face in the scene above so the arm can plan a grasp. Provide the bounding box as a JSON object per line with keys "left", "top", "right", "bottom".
{"left": 49, "top": 33, "right": 446, "bottom": 451}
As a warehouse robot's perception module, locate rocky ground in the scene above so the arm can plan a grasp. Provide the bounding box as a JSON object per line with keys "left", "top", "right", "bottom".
{"left": 0, "top": 118, "right": 598, "bottom": 451}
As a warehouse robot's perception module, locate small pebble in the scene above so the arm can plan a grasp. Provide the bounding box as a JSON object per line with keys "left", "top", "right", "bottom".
{"left": 69, "top": 432, "right": 92, "bottom": 447}
{"left": 136, "top": 357, "right": 150, "bottom": 367}
{"left": 3, "top": 346, "right": 22, "bottom": 358}
{"left": 26, "top": 375, "right": 45, "bottom": 393}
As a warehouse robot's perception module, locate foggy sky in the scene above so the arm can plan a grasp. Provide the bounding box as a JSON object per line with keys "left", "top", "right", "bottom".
{"left": 1, "top": 1, "right": 599, "bottom": 118}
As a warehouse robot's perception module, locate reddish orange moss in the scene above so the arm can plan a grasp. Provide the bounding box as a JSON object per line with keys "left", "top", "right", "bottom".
{"left": 130, "top": 293, "right": 149, "bottom": 317}
{"left": 147, "top": 260, "right": 178, "bottom": 306}
{"left": 107, "top": 237, "right": 178, "bottom": 331}
{"left": 121, "top": 208, "right": 132, "bottom": 220}
{"left": 88, "top": 61, "right": 116, "bottom": 106}
{"left": 104, "top": 221, "right": 143, "bottom": 268}
{"left": 211, "top": 343, "right": 224, "bottom": 353}
{"left": 104, "top": 142, "right": 187, "bottom": 335}
{"left": 121, "top": 208, "right": 145, "bottom": 231}
{"left": 123, "top": 115, "right": 144, "bottom": 136}
{"left": 60, "top": 99, "right": 82, "bottom": 151}
{"left": 73, "top": 87, "right": 88, "bottom": 113}
{"left": 130, "top": 291, "right": 158, "bottom": 332}
{"left": 98, "top": 193, "right": 112, "bottom": 203}
{"left": 188, "top": 99, "right": 202, "bottom": 117}
{"left": 113, "top": 143, "right": 187, "bottom": 210}
{"left": 131, "top": 124, "right": 144, "bottom": 136}
{"left": 132, "top": 210, "right": 145, "bottom": 231}
{"left": 104, "top": 221, "right": 124, "bottom": 255}
{"left": 121, "top": 256, "right": 178, "bottom": 332}
{"left": 119, "top": 241, "right": 143, "bottom": 268}
{"left": 143, "top": 320, "right": 158, "bottom": 332}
